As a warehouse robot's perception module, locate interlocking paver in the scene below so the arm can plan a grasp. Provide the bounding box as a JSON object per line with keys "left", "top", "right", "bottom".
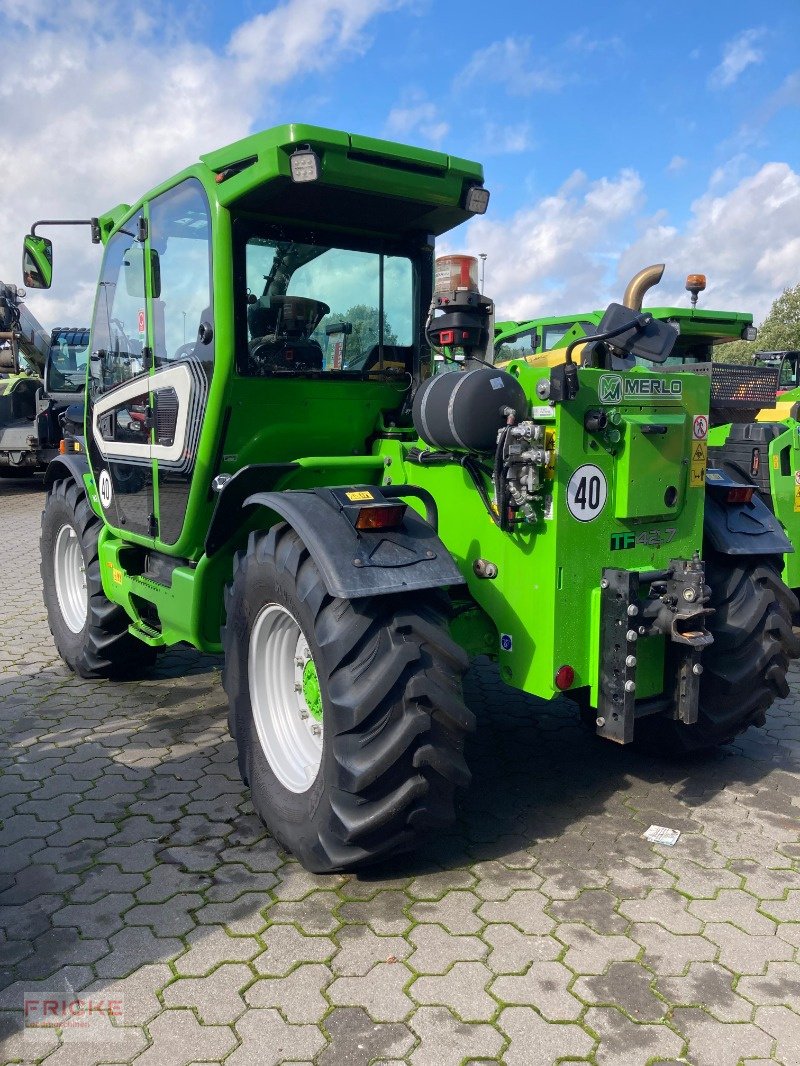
{"left": 245, "top": 962, "right": 332, "bottom": 1022}
{"left": 339, "top": 889, "right": 411, "bottom": 935}
{"left": 123, "top": 893, "right": 202, "bottom": 936}
{"left": 620, "top": 889, "right": 703, "bottom": 934}
{"left": 173, "top": 925, "right": 260, "bottom": 976}
{"left": 328, "top": 962, "right": 415, "bottom": 1022}
{"left": 253, "top": 924, "right": 334, "bottom": 976}
{"left": 754, "top": 1005, "right": 800, "bottom": 1064}
{"left": 630, "top": 922, "right": 717, "bottom": 975}
{"left": 703, "top": 921, "right": 794, "bottom": 975}
{"left": 3, "top": 483, "right": 800, "bottom": 1065}
{"left": 134, "top": 1007, "right": 236, "bottom": 1065}
{"left": 407, "top": 923, "right": 486, "bottom": 975}
{"left": 332, "top": 924, "right": 410, "bottom": 975}
{"left": 493, "top": 959, "right": 583, "bottom": 1021}
{"left": 574, "top": 960, "right": 666, "bottom": 1021}
{"left": 163, "top": 961, "right": 252, "bottom": 1022}
{"left": 408, "top": 1005, "right": 504, "bottom": 1065}
{"left": 319, "top": 1007, "right": 415, "bottom": 1065}
{"left": 657, "top": 962, "right": 754, "bottom": 1022}
{"left": 738, "top": 960, "right": 800, "bottom": 1008}
{"left": 411, "top": 960, "right": 496, "bottom": 1021}
{"left": 548, "top": 888, "right": 629, "bottom": 934}
{"left": 673, "top": 1006, "right": 774, "bottom": 1065}
{"left": 557, "top": 923, "right": 640, "bottom": 975}
{"left": 228, "top": 1007, "right": 325, "bottom": 1066}
{"left": 585, "top": 1006, "right": 684, "bottom": 1065}
{"left": 499, "top": 1005, "right": 595, "bottom": 1064}
{"left": 477, "top": 889, "right": 554, "bottom": 934}
{"left": 483, "top": 924, "right": 561, "bottom": 975}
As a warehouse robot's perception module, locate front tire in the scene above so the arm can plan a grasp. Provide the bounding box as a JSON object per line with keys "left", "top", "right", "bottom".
{"left": 637, "top": 554, "right": 800, "bottom": 752}
{"left": 40, "top": 479, "right": 157, "bottom": 678}
{"left": 222, "top": 524, "right": 473, "bottom": 873}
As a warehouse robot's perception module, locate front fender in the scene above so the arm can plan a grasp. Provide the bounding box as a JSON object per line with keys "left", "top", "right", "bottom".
{"left": 243, "top": 487, "right": 465, "bottom": 599}
{"left": 44, "top": 453, "right": 89, "bottom": 490}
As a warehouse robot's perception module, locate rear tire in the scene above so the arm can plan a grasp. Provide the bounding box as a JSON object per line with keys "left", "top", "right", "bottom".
{"left": 40, "top": 479, "right": 157, "bottom": 678}
{"left": 636, "top": 553, "right": 799, "bottom": 752}
{"left": 222, "top": 524, "right": 474, "bottom": 873}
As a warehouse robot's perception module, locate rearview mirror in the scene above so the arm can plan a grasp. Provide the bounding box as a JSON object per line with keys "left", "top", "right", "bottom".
{"left": 22, "top": 235, "right": 53, "bottom": 290}
{"left": 596, "top": 303, "right": 677, "bottom": 364}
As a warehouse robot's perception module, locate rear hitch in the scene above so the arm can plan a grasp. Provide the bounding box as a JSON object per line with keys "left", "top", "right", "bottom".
{"left": 597, "top": 555, "right": 713, "bottom": 743}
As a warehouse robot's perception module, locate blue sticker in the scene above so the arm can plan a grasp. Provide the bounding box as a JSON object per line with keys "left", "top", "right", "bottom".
{"left": 500, "top": 633, "right": 513, "bottom": 652}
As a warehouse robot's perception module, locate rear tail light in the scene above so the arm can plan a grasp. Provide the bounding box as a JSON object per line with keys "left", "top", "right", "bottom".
{"left": 354, "top": 503, "right": 407, "bottom": 530}
{"left": 727, "top": 486, "right": 754, "bottom": 503}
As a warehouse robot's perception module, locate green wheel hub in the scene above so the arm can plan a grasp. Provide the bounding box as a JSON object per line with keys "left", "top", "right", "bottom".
{"left": 303, "top": 658, "right": 323, "bottom": 722}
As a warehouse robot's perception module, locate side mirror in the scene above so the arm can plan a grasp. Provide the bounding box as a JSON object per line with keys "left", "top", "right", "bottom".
{"left": 596, "top": 303, "right": 677, "bottom": 364}
{"left": 22, "top": 235, "right": 53, "bottom": 290}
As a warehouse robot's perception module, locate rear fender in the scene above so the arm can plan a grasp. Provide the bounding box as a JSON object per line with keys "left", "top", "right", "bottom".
{"left": 704, "top": 469, "right": 793, "bottom": 556}
{"left": 242, "top": 486, "right": 464, "bottom": 599}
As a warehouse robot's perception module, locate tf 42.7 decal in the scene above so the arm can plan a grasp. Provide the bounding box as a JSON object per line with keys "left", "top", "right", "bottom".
{"left": 610, "top": 528, "right": 677, "bottom": 551}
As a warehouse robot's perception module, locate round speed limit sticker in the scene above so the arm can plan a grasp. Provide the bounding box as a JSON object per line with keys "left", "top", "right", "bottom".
{"left": 98, "top": 469, "right": 113, "bottom": 509}
{"left": 566, "top": 464, "right": 607, "bottom": 522}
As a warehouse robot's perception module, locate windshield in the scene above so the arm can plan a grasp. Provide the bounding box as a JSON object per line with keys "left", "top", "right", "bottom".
{"left": 240, "top": 233, "right": 415, "bottom": 377}
{"left": 47, "top": 329, "right": 90, "bottom": 393}
{"left": 779, "top": 358, "right": 799, "bottom": 389}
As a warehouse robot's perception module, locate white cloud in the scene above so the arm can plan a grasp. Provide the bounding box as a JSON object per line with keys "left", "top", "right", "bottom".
{"left": 481, "top": 122, "right": 534, "bottom": 155}
{"left": 667, "top": 155, "right": 688, "bottom": 174}
{"left": 564, "top": 30, "right": 623, "bottom": 56}
{"left": 385, "top": 92, "right": 449, "bottom": 146}
{"left": 441, "top": 168, "right": 645, "bottom": 320}
{"left": 458, "top": 37, "right": 564, "bottom": 97}
{"left": 616, "top": 162, "right": 800, "bottom": 321}
{"left": 443, "top": 162, "right": 800, "bottom": 326}
{"left": 0, "top": 0, "right": 406, "bottom": 328}
{"left": 709, "top": 28, "right": 766, "bottom": 89}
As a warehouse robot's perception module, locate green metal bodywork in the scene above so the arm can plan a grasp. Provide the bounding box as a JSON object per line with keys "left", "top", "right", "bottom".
{"left": 377, "top": 366, "right": 709, "bottom": 702}
{"left": 45, "top": 123, "right": 723, "bottom": 712}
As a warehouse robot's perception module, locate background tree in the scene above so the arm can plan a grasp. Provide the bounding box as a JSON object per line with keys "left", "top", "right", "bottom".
{"left": 718, "top": 282, "right": 800, "bottom": 364}
{"left": 322, "top": 303, "right": 398, "bottom": 365}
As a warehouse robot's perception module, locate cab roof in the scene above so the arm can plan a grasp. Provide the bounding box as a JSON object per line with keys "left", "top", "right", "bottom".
{"left": 99, "top": 123, "right": 486, "bottom": 243}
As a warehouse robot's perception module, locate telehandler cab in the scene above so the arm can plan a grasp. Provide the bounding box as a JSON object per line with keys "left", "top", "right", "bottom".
{"left": 27, "top": 125, "right": 799, "bottom": 871}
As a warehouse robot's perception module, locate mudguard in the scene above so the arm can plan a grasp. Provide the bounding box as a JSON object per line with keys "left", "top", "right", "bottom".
{"left": 44, "top": 453, "right": 89, "bottom": 490}
{"left": 704, "top": 469, "right": 793, "bottom": 556}
{"left": 241, "top": 486, "right": 465, "bottom": 599}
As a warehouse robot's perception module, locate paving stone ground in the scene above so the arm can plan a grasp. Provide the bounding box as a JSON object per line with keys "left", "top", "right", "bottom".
{"left": 1, "top": 476, "right": 799, "bottom": 1065}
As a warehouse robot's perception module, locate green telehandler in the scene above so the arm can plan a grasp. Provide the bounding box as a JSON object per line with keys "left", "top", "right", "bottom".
{"left": 26, "top": 125, "right": 799, "bottom": 872}
{"left": 0, "top": 280, "right": 90, "bottom": 476}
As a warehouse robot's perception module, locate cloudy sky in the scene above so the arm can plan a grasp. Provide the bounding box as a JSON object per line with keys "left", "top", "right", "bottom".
{"left": 2, "top": 0, "right": 799, "bottom": 329}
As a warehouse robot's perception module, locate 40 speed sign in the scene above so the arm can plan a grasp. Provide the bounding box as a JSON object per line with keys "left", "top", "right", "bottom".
{"left": 566, "top": 464, "right": 608, "bottom": 522}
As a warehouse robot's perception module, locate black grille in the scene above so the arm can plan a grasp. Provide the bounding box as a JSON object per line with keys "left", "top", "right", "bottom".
{"left": 155, "top": 388, "right": 179, "bottom": 446}
{"left": 710, "top": 363, "right": 779, "bottom": 409}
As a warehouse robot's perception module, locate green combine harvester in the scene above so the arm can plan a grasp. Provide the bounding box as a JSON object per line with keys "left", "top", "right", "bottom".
{"left": 25, "top": 125, "right": 799, "bottom": 871}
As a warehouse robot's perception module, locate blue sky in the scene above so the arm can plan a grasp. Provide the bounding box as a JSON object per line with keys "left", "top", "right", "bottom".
{"left": 1, "top": 0, "right": 799, "bottom": 325}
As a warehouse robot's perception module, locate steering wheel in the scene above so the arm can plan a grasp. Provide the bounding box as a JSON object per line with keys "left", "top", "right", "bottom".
{"left": 171, "top": 343, "right": 198, "bottom": 361}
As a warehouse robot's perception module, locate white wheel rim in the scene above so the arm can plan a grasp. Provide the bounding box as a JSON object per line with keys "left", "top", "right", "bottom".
{"left": 248, "top": 603, "right": 323, "bottom": 794}
{"left": 53, "top": 523, "right": 87, "bottom": 634}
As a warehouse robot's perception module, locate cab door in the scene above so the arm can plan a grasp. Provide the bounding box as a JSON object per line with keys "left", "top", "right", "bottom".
{"left": 146, "top": 178, "right": 214, "bottom": 547}
{"left": 87, "top": 211, "right": 155, "bottom": 538}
